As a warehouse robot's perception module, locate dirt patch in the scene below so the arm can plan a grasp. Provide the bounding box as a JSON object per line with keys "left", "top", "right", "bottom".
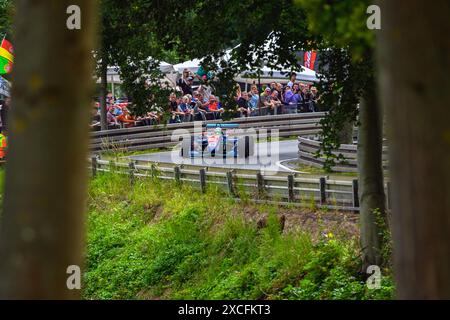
{"left": 241, "top": 204, "right": 359, "bottom": 241}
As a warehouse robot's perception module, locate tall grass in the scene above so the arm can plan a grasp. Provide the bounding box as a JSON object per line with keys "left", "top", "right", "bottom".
{"left": 83, "top": 172, "right": 394, "bottom": 300}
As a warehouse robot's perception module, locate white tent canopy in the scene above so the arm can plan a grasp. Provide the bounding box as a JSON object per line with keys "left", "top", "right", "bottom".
{"left": 102, "top": 61, "right": 178, "bottom": 85}
{"left": 234, "top": 65, "right": 318, "bottom": 84}
{"left": 173, "top": 57, "right": 319, "bottom": 84}
{"left": 173, "top": 59, "right": 202, "bottom": 74}
{"left": 172, "top": 38, "right": 319, "bottom": 84}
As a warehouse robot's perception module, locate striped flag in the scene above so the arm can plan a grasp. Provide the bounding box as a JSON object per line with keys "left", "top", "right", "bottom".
{"left": 0, "top": 36, "right": 14, "bottom": 75}
{"left": 304, "top": 50, "right": 317, "bottom": 70}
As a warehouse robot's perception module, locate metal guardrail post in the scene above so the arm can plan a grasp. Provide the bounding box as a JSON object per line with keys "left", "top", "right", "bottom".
{"left": 352, "top": 179, "right": 360, "bottom": 208}
{"left": 256, "top": 171, "right": 265, "bottom": 199}
{"left": 227, "top": 171, "right": 236, "bottom": 197}
{"left": 288, "top": 175, "right": 295, "bottom": 202}
{"left": 174, "top": 166, "right": 181, "bottom": 184}
{"left": 91, "top": 156, "right": 98, "bottom": 177}
{"left": 319, "top": 177, "right": 327, "bottom": 205}
{"left": 129, "top": 162, "right": 136, "bottom": 186}
{"left": 199, "top": 168, "right": 207, "bottom": 193}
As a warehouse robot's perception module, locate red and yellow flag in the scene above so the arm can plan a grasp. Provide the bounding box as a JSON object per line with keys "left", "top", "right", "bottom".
{"left": 0, "top": 37, "right": 14, "bottom": 75}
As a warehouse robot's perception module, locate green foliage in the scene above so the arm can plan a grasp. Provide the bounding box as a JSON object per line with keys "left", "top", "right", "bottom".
{"left": 295, "top": 0, "right": 375, "bottom": 58}
{"left": 84, "top": 172, "right": 394, "bottom": 300}
{"left": 0, "top": 0, "right": 13, "bottom": 36}
{"left": 292, "top": 0, "right": 377, "bottom": 171}
{"left": 97, "top": 0, "right": 176, "bottom": 115}
{"left": 280, "top": 238, "right": 394, "bottom": 300}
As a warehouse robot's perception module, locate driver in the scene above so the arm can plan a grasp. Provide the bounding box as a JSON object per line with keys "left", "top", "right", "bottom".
{"left": 214, "top": 127, "right": 222, "bottom": 136}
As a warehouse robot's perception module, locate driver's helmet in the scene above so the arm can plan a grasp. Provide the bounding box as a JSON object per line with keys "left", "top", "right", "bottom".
{"left": 214, "top": 127, "right": 222, "bottom": 135}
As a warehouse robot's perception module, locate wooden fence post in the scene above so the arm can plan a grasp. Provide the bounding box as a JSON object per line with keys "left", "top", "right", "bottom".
{"left": 129, "top": 162, "right": 135, "bottom": 186}
{"left": 319, "top": 177, "right": 327, "bottom": 205}
{"left": 91, "top": 156, "right": 97, "bottom": 178}
{"left": 174, "top": 166, "right": 181, "bottom": 184}
{"left": 288, "top": 175, "right": 295, "bottom": 202}
{"left": 227, "top": 171, "right": 236, "bottom": 197}
{"left": 256, "top": 171, "right": 265, "bottom": 199}
{"left": 199, "top": 168, "right": 207, "bottom": 193}
{"left": 352, "top": 179, "right": 360, "bottom": 208}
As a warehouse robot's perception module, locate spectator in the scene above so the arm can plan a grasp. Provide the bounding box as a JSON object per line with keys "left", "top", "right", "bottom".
{"left": 106, "top": 92, "right": 115, "bottom": 109}
{"left": 117, "top": 107, "right": 136, "bottom": 128}
{"left": 301, "top": 86, "right": 313, "bottom": 112}
{"left": 270, "top": 82, "right": 276, "bottom": 92}
{"left": 178, "top": 96, "right": 194, "bottom": 122}
{"left": 207, "top": 95, "right": 224, "bottom": 119}
{"left": 178, "top": 69, "right": 194, "bottom": 96}
{"left": 140, "top": 103, "right": 162, "bottom": 125}
{"left": 0, "top": 97, "right": 11, "bottom": 132}
{"left": 309, "top": 86, "right": 320, "bottom": 112}
{"left": 235, "top": 83, "right": 242, "bottom": 101}
{"left": 270, "top": 90, "right": 282, "bottom": 115}
{"left": 90, "top": 100, "right": 101, "bottom": 127}
{"left": 248, "top": 85, "right": 260, "bottom": 115}
{"left": 287, "top": 72, "right": 297, "bottom": 88}
{"left": 107, "top": 107, "right": 119, "bottom": 126}
{"left": 236, "top": 92, "right": 251, "bottom": 117}
{"left": 192, "top": 91, "right": 207, "bottom": 121}
{"left": 168, "top": 93, "right": 184, "bottom": 123}
{"left": 260, "top": 87, "right": 272, "bottom": 116}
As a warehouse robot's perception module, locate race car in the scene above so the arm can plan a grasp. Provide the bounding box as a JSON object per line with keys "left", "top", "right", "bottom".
{"left": 181, "top": 123, "right": 255, "bottom": 158}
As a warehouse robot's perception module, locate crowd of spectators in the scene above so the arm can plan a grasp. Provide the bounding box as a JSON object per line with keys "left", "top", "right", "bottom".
{"left": 234, "top": 73, "right": 320, "bottom": 118}
{"left": 91, "top": 71, "right": 320, "bottom": 130}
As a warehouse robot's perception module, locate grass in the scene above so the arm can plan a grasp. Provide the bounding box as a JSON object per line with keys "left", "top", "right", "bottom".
{"left": 296, "top": 164, "right": 358, "bottom": 177}
{"left": 99, "top": 147, "right": 169, "bottom": 162}
{"left": 83, "top": 171, "right": 394, "bottom": 300}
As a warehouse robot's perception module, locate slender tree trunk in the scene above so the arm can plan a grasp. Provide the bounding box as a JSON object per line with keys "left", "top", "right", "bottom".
{"left": 357, "top": 83, "right": 386, "bottom": 270}
{"left": 100, "top": 59, "right": 108, "bottom": 131}
{"left": 377, "top": 0, "right": 450, "bottom": 299}
{"left": 0, "top": 0, "right": 97, "bottom": 299}
{"left": 338, "top": 120, "right": 354, "bottom": 144}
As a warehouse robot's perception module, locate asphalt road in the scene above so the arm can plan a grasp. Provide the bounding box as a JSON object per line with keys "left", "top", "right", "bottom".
{"left": 129, "top": 140, "right": 300, "bottom": 173}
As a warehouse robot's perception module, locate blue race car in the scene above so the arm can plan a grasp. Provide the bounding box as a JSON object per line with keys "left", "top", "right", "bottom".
{"left": 181, "top": 123, "right": 255, "bottom": 158}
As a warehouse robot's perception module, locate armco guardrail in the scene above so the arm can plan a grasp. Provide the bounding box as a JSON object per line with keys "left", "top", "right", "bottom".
{"left": 90, "top": 112, "right": 326, "bottom": 153}
{"left": 89, "top": 157, "right": 368, "bottom": 212}
{"left": 298, "top": 137, "right": 389, "bottom": 173}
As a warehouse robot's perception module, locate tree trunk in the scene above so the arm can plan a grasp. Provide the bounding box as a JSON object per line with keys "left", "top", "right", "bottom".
{"left": 338, "top": 120, "right": 354, "bottom": 144}
{"left": 99, "top": 59, "right": 108, "bottom": 131}
{"left": 377, "top": 0, "right": 450, "bottom": 299}
{"left": 0, "top": 0, "right": 97, "bottom": 299}
{"left": 357, "top": 84, "right": 386, "bottom": 271}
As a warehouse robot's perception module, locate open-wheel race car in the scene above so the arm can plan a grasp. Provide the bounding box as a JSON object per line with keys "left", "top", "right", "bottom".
{"left": 181, "top": 123, "right": 255, "bottom": 158}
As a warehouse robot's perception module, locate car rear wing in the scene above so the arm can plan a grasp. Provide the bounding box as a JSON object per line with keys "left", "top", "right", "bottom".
{"left": 205, "top": 123, "right": 240, "bottom": 129}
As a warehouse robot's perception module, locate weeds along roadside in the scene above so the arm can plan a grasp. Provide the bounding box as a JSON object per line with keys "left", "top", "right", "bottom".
{"left": 84, "top": 171, "right": 394, "bottom": 300}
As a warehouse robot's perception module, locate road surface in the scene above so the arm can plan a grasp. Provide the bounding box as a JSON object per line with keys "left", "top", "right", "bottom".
{"left": 129, "top": 140, "right": 301, "bottom": 173}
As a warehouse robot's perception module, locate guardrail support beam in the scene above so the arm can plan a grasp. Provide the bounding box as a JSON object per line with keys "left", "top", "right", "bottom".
{"left": 91, "top": 156, "right": 97, "bottom": 178}
{"left": 129, "top": 162, "right": 136, "bottom": 186}
{"left": 174, "top": 166, "right": 181, "bottom": 184}
{"left": 227, "top": 171, "right": 236, "bottom": 197}
{"left": 256, "top": 172, "right": 265, "bottom": 199}
{"left": 319, "top": 177, "right": 327, "bottom": 205}
{"left": 199, "top": 168, "right": 207, "bottom": 193}
{"left": 288, "top": 175, "right": 295, "bottom": 202}
{"left": 352, "top": 179, "right": 360, "bottom": 208}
